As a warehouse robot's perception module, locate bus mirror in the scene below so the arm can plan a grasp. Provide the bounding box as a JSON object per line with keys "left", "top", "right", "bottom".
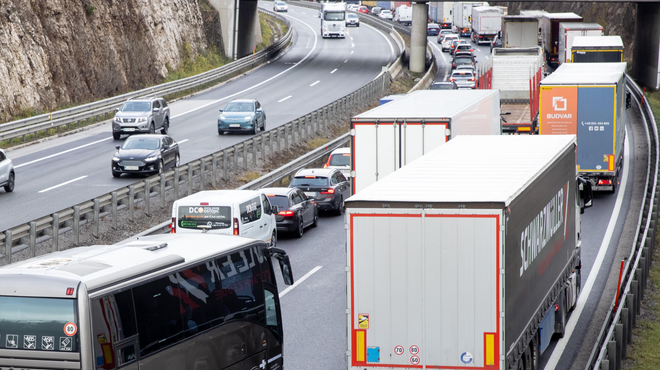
{"left": 578, "top": 177, "right": 593, "bottom": 213}
{"left": 268, "top": 247, "right": 295, "bottom": 285}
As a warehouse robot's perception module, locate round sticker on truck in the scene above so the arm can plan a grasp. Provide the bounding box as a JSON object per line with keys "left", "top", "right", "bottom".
{"left": 461, "top": 352, "right": 473, "bottom": 364}
{"left": 63, "top": 322, "right": 77, "bottom": 336}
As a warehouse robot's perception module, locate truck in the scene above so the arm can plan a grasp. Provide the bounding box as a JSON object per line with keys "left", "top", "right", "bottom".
{"left": 429, "top": 1, "right": 454, "bottom": 28}
{"left": 320, "top": 2, "right": 346, "bottom": 38}
{"left": 492, "top": 46, "right": 544, "bottom": 134}
{"left": 471, "top": 6, "right": 504, "bottom": 44}
{"left": 558, "top": 22, "right": 603, "bottom": 64}
{"left": 345, "top": 134, "right": 593, "bottom": 370}
{"left": 539, "top": 62, "right": 627, "bottom": 192}
{"left": 453, "top": 2, "right": 487, "bottom": 37}
{"left": 541, "top": 13, "right": 582, "bottom": 67}
{"left": 572, "top": 35, "right": 624, "bottom": 63}
{"left": 350, "top": 90, "right": 500, "bottom": 194}
{"left": 502, "top": 15, "right": 540, "bottom": 48}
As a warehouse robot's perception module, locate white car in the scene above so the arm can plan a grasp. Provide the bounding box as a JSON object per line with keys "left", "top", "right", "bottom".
{"left": 346, "top": 4, "right": 359, "bottom": 11}
{"left": 273, "top": 1, "right": 288, "bottom": 12}
{"left": 378, "top": 9, "right": 393, "bottom": 20}
{"left": 324, "top": 147, "right": 351, "bottom": 178}
{"left": 441, "top": 34, "right": 459, "bottom": 52}
{"left": 0, "top": 148, "right": 15, "bottom": 193}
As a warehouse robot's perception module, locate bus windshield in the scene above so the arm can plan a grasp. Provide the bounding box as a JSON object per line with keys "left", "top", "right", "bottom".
{"left": 0, "top": 296, "right": 78, "bottom": 352}
{"left": 324, "top": 11, "right": 345, "bottom": 21}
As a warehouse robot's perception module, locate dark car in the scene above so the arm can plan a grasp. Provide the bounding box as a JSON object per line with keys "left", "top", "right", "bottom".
{"left": 490, "top": 35, "right": 502, "bottom": 52}
{"left": 217, "top": 99, "right": 266, "bottom": 135}
{"left": 112, "top": 134, "right": 180, "bottom": 177}
{"left": 289, "top": 168, "right": 350, "bottom": 215}
{"left": 454, "top": 43, "right": 474, "bottom": 55}
{"left": 261, "top": 187, "right": 319, "bottom": 237}
{"left": 427, "top": 23, "right": 440, "bottom": 36}
{"left": 452, "top": 52, "right": 477, "bottom": 70}
{"left": 429, "top": 81, "right": 458, "bottom": 90}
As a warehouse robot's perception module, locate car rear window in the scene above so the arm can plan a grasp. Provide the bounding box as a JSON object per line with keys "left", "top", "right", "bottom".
{"left": 266, "top": 195, "right": 289, "bottom": 210}
{"left": 329, "top": 153, "right": 350, "bottom": 166}
{"left": 178, "top": 205, "right": 232, "bottom": 230}
{"left": 290, "top": 176, "right": 329, "bottom": 187}
{"left": 452, "top": 71, "right": 474, "bottom": 79}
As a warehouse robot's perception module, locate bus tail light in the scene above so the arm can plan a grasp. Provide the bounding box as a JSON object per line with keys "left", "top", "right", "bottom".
{"left": 233, "top": 218, "right": 240, "bottom": 235}
{"left": 171, "top": 217, "right": 176, "bottom": 233}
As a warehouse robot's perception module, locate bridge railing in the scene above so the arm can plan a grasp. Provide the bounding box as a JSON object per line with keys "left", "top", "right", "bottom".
{"left": 586, "top": 75, "right": 659, "bottom": 370}
{"left": 0, "top": 9, "right": 292, "bottom": 145}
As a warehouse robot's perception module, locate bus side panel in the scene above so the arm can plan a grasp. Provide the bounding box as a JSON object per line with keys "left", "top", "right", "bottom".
{"left": 348, "top": 210, "right": 500, "bottom": 369}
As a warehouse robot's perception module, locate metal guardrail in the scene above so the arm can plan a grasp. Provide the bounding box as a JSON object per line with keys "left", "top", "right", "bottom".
{"left": 586, "top": 76, "right": 659, "bottom": 370}
{"left": 0, "top": 9, "right": 292, "bottom": 145}
{"left": 0, "top": 72, "right": 391, "bottom": 265}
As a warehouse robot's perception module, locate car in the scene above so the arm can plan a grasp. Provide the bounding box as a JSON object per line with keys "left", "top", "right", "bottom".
{"left": 346, "top": 13, "right": 360, "bottom": 27}
{"left": 440, "top": 22, "right": 452, "bottom": 29}
{"left": 449, "top": 39, "right": 469, "bottom": 55}
{"left": 455, "top": 65, "right": 476, "bottom": 74}
{"left": 441, "top": 34, "right": 459, "bottom": 51}
{"left": 448, "top": 70, "right": 476, "bottom": 89}
{"left": 357, "top": 5, "right": 369, "bottom": 14}
{"left": 429, "top": 81, "right": 458, "bottom": 90}
{"left": 346, "top": 4, "right": 359, "bottom": 11}
{"left": 370, "top": 6, "right": 382, "bottom": 15}
{"left": 491, "top": 35, "right": 503, "bottom": 52}
{"left": 217, "top": 99, "right": 266, "bottom": 135}
{"left": 111, "top": 134, "right": 180, "bottom": 177}
{"left": 112, "top": 97, "right": 170, "bottom": 140}
{"left": 273, "top": 1, "right": 288, "bottom": 12}
{"left": 440, "top": 29, "right": 454, "bottom": 36}
{"left": 0, "top": 149, "right": 15, "bottom": 193}
{"left": 436, "top": 34, "right": 445, "bottom": 44}
{"left": 451, "top": 52, "right": 477, "bottom": 70}
{"left": 454, "top": 43, "right": 474, "bottom": 55}
{"left": 427, "top": 23, "right": 440, "bottom": 36}
{"left": 289, "top": 168, "right": 350, "bottom": 215}
{"left": 261, "top": 187, "right": 319, "bottom": 238}
{"left": 324, "top": 147, "right": 351, "bottom": 178}
{"left": 378, "top": 9, "right": 393, "bottom": 20}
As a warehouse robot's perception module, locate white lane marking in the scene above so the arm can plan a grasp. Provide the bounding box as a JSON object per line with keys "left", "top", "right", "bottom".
{"left": 278, "top": 95, "right": 292, "bottom": 102}
{"left": 279, "top": 266, "right": 323, "bottom": 297}
{"left": 39, "top": 176, "right": 88, "bottom": 193}
{"left": 351, "top": 36, "right": 354, "bottom": 41}
{"left": 545, "top": 129, "right": 631, "bottom": 369}
{"left": 352, "top": 43, "right": 355, "bottom": 48}
{"left": 351, "top": 50, "right": 354, "bottom": 54}
{"left": 171, "top": 13, "right": 319, "bottom": 120}
{"left": 344, "top": 59, "right": 348, "bottom": 63}
{"left": 331, "top": 69, "right": 337, "bottom": 74}
{"left": 15, "top": 137, "right": 113, "bottom": 169}
{"left": 301, "top": 12, "right": 306, "bottom": 14}
{"left": 310, "top": 80, "right": 320, "bottom": 86}
{"left": 178, "top": 139, "right": 189, "bottom": 144}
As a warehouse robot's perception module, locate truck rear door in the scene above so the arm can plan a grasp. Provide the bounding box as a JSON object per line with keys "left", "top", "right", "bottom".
{"left": 576, "top": 86, "right": 616, "bottom": 172}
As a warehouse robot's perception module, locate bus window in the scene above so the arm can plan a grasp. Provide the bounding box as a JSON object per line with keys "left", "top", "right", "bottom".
{"left": 173, "top": 263, "right": 225, "bottom": 336}
{"left": 264, "top": 289, "right": 281, "bottom": 336}
{"left": 91, "top": 290, "right": 137, "bottom": 369}
{"left": 218, "top": 249, "right": 264, "bottom": 320}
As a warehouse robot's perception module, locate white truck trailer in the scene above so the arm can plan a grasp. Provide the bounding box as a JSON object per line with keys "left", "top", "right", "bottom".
{"left": 453, "top": 2, "right": 487, "bottom": 37}
{"left": 502, "top": 15, "right": 540, "bottom": 48}
{"left": 350, "top": 90, "right": 501, "bottom": 194}
{"left": 471, "top": 6, "right": 504, "bottom": 44}
{"left": 346, "top": 135, "right": 591, "bottom": 370}
{"left": 558, "top": 22, "right": 603, "bottom": 63}
{"left": 572, "top": 35, "right": 624, "bottom": 63}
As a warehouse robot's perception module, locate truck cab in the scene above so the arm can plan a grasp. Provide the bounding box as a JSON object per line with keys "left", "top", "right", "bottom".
{"left": 320, "top": 3, "right": 346, "bottom": 38}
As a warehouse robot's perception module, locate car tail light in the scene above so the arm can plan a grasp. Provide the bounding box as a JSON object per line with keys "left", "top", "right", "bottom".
{"left": 278, "top": 210, "right": 295, "bottom": 217}
{"left": 555, "top": 304, "right": 559, "bottom": 312}
{"left": 171, "top": 217, "right": 176, "bottom": 233}
{"left": 598, "top": 179, "right": 613, "bottom": 186}
{"left": 321, "top": 189, "right": 335, "bottom": 194}
{"left": 233, "top": 218, "right": 239, "bottom": 235}
{"left": 448, "top": 77, "right": 455, "bottom": 81}
{"left": 452, "top": 63, "right": 455, "bottom": 68}
{"left": 305, "top": 175, "right": 316, "bottom": 179}
{"left": 470, "top": 49, "right": 473, "bottom": 52}
{"left": 469, "top": 77, "right": 475, "bottom": 81}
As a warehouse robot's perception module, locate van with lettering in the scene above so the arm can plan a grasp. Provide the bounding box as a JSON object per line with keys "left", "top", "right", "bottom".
{"left": 171, "top": 190, "right": 278, "bottom": 247}
{"left": 345, "top": 135, "right": 593, "bottom": 370}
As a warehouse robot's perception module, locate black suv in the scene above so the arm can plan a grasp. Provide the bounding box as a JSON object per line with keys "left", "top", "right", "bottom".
{"left": 451, "top": 51, "right": 477, "bottom": 70}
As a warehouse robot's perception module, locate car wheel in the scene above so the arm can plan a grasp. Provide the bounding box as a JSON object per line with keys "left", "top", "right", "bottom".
{"left": 113, "top": 132, "right": 121, "bottom": 140}
{"left": 161, "top": 117, "right": 169, "bottom": 134}
{"left": 270, "top": 230, "right": 277, "bottom": 248}
{"left": 112, "top": 171, "right": 121, "bottom": 178}
{"left": 252, "top": 122, "right": 258, "bottom": 135}
{"left": 312, "top": 209, "right": 319, "bottom": 227}
{"left": 218, "top": 129, "right": 224, "bottom": 135}
{"left": 175, "top": 154, "right": 180, "bottom": 167}
{"left": 149, "top": 124, "right": 155, "bottom": 134}
{"left": 4, "top": 172, "right": 14, "bottom": 192}
{"left": 336, "top": 196, "right": 345, "bottom": 216}
{"left": 295, "top": 218, "right": 304, "bottom": 238}
{"left": 261, "top": 116, "right": 266, "bottom": 131}
{"left": 357, "top": 23, "right": 360, "bottom": 27}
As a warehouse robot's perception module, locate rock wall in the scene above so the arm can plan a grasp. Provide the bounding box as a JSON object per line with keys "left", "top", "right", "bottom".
{"left": 0, "top": 0, "right": 213, "bottom": 122}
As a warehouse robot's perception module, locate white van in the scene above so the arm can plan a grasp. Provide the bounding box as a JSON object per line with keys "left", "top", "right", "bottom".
{"left": 171, "top": 190, "right": 278, "bottom": 247}
{"left": 394, "top": 5, "right": 412, "bottom": 25}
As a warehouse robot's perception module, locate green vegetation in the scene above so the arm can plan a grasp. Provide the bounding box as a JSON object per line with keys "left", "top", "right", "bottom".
{"left": 86, "top": 4, "right": 95, "bottom": 15}
{"left": 256, "top": 14, "right": 275, "bottom": 53}
{"left": 645, "top": 90, "right": 660, "bottom": 122}
{"left": 307, "top": 137, "right": 329, "bottom": 149}
{"left": 163, "top": 43, "right": 231, "bottom": 83}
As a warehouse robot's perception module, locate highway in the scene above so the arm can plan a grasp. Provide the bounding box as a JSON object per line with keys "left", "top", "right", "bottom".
{"left": 0, "top": 3, "right": 395, "bottom": 232}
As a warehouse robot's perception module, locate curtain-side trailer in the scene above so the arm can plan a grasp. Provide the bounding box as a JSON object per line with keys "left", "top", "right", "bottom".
{"left": 346, "top": 135, "right": 591, "bottom": 370}
{"left": 572, "top": 35, "right": 624, "bottom": 63}
{"left": 539, "top": 62, "right": 627, "bottom": 192}
{"left": 350, "top": 90, "right": 500, "bottom": 195}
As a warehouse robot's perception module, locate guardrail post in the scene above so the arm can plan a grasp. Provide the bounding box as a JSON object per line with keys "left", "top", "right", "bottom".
{"left": 621, "top": 309, "right": 629, "bottom": 357}
{"left": 212, "top": 154, "right": 218, "bottom": 188}
{"left": 260, "top": 136, "right": 265, "bottom": 163}
{"left": 29, "top": 221, "right": 36, "bottom": 258}
{"left": 285, "top": 124, "right": 290, "bottom": 149}
{"left": 233, "top": 145, "right": 239, "bottom": 170}
{"left": 93, "top": 199, "right": 100, "bottom": 238}
{"left": 187, "top": 165, "right": 193, "bottom": 196}
{"left": 73, "top": 206, "right": 80, "bottom": 246}
{"left": 599, "top": 359, "right": 610, "bottom": 370}
{"left": 200, "top": 158, "right": 206, "bottom": 191}
{"left": 111, "top": 192, "right": 118, "bottom": 229}
{"left": 627, "top": 293, "right": 636, "bottom": 328}
{"left": 4, "top": 230, "right": 12, "bottom": 264}
{"left": 52, "top": 213, "right": 59, "bottom": 252}
{"left": 607, "top": 341, "right": 616, "bottom": 370}
{"left": 632, "top": 279, "right": 640, "bottom": 315}
{"left": 174, "top": 168, "right": 180, "bottom": 198}
{"left": 128, "top": 186, "right": 135, "bottom": 222}
{"left": 144, "top": 180, "right": 151, "bottom": 216}
{"left": 160, "top": 174, "right": 166, "bottom": 207}
{"left": 251, "top": 139, "right": 256, "bottom": 167}
{"left": 615, "top": 323, "right": 623, "bottom": 366}
{"left": 223, "top": 150, "right": 228, "bottom": 181}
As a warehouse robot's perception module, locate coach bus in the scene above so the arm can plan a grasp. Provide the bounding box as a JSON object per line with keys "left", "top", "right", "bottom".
{"left": 0, "top": 233, "right": 294, "bottom": 370}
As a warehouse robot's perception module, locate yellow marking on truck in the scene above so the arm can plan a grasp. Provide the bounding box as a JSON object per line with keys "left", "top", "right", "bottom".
{"left": 486, "top": 333, "right": 495, "bottom": 365}
{"left": 356, "top": 330, "right": 366, "bottom": 362}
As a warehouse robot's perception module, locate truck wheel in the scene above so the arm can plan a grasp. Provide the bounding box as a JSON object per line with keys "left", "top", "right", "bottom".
{"left": 522, "top": 344, "right": 533, "bottom": 370}
{"left": 557, "top": 297, "right": 567, "bottom": 338}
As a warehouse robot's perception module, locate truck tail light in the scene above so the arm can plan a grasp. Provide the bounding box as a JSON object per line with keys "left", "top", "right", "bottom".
{"left": 598, "top": 179, "right": 613, "bottom": 186}
{"left": 171, "top": 217, "right": 176, "bottom": 233}
{"left": 321, "top": 188, "right": 335, "bottom": 194}
{"left": 554, "top": 304, "right": 559, "bottom": 312}
{"left": 278, "top": 210, "right": 295, "bottom": 217}
{"left": 233, "top": 218, "right": 240, "bottom": 235}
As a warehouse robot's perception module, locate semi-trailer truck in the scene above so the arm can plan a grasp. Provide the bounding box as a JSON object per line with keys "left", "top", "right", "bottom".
{"left": 471, "top": 6, "right": 504, "bottom": 44}
{"left": 539, "top": 62, "right": 627, "bottom": 192}
{"left": 350, "top": 90, "right": 501, "bottom": 194}
{"left": 572, "top": 35, "right": 624, "bottom": 63}
{"left": 541, "top": 13, "right": 582, "bottom": 67}
{"left": 501, "top": 15, "right": 540, "bottom": 48}
{"left": 346, "top": 134, "right": 592, "bottom": 370}
{"left": 558, "top": 22, "right": 603, "bottom": 64}
{"left": 453, "top": 2, "right": 487, "bottom": 37}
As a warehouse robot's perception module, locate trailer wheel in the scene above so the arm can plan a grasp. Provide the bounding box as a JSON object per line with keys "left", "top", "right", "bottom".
{"left": 557, "top": 296, "right": 567, "bottom": 338}
{"left": 522, "top": 344, "right": 533, "bottom": 370}
{"left": 530, "top": 337, "right": 539, "bottom": 370}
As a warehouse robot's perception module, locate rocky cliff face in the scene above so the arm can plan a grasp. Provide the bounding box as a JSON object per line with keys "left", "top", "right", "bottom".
{"left": 0, "top": 0, "right": 214, "bottom": 122}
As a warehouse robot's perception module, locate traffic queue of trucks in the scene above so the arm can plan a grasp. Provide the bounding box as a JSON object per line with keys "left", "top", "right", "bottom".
{"left": 558, "top": 22, "right": 604, "bottom": 63}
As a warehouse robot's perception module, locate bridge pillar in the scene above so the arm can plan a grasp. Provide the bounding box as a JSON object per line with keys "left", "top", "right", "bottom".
{"left": 410, "top": 2, "right": 429, "bottom": 73}
{"left": 632, "top": 2, "right": 660, "bottom": 89}
{"left": 209, "top": 0, "right": 263, "bottom": 60}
